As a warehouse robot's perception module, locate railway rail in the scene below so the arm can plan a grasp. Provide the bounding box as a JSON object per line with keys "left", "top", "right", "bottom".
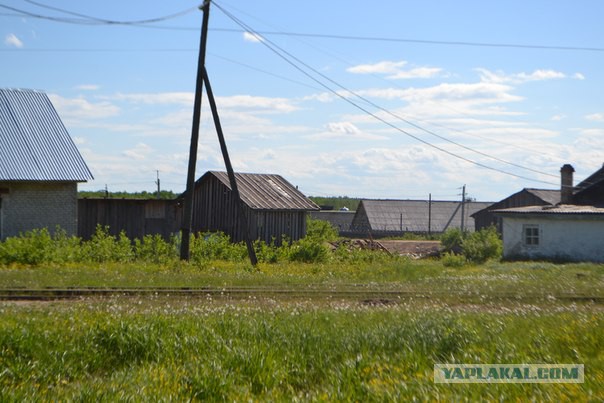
{"left": 0, "top": 287, "right": 602, "bottom": 303}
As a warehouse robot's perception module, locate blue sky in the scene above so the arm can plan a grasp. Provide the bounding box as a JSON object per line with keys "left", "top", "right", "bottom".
{"left": 2, "top": 0, "right": 604, "bottom": 201}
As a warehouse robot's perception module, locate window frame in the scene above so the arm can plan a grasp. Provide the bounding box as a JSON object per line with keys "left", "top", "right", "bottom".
{"left": 523, "top": 224, "right": 540, "bottom": 247}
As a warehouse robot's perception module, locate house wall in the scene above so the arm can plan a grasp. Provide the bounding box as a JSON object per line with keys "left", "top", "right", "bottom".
{"left": 0, "top": 182, "right": 77, "bottom": 239}
{"left": 501, "top": 215, "right": 604, "bottom": 262}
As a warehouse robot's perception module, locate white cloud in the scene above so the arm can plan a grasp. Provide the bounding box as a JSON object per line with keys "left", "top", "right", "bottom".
{"left": 74, "top": 84, "right": 100, "bottom": 91}
{"left": 326, "top": 122, "right": 361, "bottom": 135}
{"left": 585, "top": 113, "right": 604, "bottom": 121}
{"left": 551, "top": 114, "right": 566, "bottom": 121}
{"left": 347, "top": 61, "right": 408, "bottom": 75}
{"left": 110, "top": 92, "right": 194, "bottom": 106}
{"left": 215, "top": 95, "right": 299, "bottom": 113}
{"left": 573, "top": 73, "right": 586, "bottom": 80}
{"left": 347, "top": 60, "right": 442, "bottom": 79}
{"left": 48, "top": 94, "right": 120, "bottom": 121}
{"left": 477, "top": 68, "right": 566, "bottom": 84}
{"left": 4, "top": 33, "right": 23, "bottom": 48}
{"left": 243, "top": 32, "right": 264, "bottom": 43}
{"left": 123, "top": 143, "right": 152, "bottom": 160}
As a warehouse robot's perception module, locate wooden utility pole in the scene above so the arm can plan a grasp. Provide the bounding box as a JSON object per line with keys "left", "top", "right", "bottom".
{"left": 460, "top": 184, "right": 466, "bottom": 233}
{"left": 156, "top": 170, "right": 160, "bottom": 199}
{"left": 202, "top": 67, "right": 258, "bottom": 266}
{"left": 428, "top": 193, "right": 432, "bottom": 237}
{"left": 180, "top": 0, "right": 211, "bottom": 260}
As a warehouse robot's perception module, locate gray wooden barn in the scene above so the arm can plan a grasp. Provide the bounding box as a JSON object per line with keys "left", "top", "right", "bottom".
{"left": 350, "top": 199, "right": 492, "bottom": 237}
{"left": 189, "top": 171, "right": 319, "bottom": 244}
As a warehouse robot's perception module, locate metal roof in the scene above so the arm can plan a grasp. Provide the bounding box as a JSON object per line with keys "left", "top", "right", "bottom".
{"left": 0, "top": 88, "right": 93, "bottom": 182}
{"left": 355, "top": 199, "right": 493, "bottom": 232}
{"left": 494, "top": 204, "right": 604, "bottom": 215}
{"left": 202, "top": 171, "right": 319, "bottom": 211}
{"left": 524, "top": 188, "right": 561, "bottom": 205}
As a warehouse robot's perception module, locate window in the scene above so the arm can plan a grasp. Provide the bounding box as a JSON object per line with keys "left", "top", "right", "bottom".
{"left": 523, "top": 224, "right": 539, "bottom": 246}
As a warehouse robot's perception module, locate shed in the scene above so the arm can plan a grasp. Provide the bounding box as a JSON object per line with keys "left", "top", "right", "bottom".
{"left": 0, "top": 88, "right": 93, "bottom": 239}
{"left": 189, "top": 171, "right": 319, "bottom": 244}
{"left": 350, "top": 199, "right": 492, "bottom": 237}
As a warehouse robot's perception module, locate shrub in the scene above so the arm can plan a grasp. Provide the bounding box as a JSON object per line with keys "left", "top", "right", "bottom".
{"left": 441, "top": 251, "right": 466, "bottom": 268}
{"left": 306, "top": 218, "right": 338, "bottom": 242}
{"left": 80, "top": 225, "right": 134, "bottom": 263}
{"left": 287, "top": 237, "right": 330, "bottom": 263}
{"left": 461, "top": 226, "right": 502, "bottom": 263}
{"left": 134, "top": 234, "right": 178, "bottom": 264}
{"left": 190, "top": 232, "right": 247, "bottom": 263}
{"left": 440, "top": 228, "right": 464, "bottom": 254}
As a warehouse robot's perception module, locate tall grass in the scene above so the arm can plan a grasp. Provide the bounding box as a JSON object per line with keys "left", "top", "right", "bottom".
{"left": 0, "top": 301, "right": 601, "bottom": 401}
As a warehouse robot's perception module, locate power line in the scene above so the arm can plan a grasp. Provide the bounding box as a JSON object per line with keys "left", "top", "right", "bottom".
{"left": 0, "top": 2, "right": 199, "bottom": 25}
{"left": 214, "top": 2, "right": 559, "bottom": 187}
{"left": 2, "top": 3, "right": 603, "bottom": 53}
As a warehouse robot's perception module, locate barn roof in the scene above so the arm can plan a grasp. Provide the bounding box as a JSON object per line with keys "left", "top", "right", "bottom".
{"left": 356, "top": 199, "right": 493, "bottom": 233}
{"left": 200, "top": 171, "right": 319, "bottom": 211}
{"left": 0, "top": 88, "right": 93, "bottom": 182}
{"left": 524, "top": 188, "right": 561, "bottom": 205}
{"left": 574, "top": 163, "right": 604, "bottom": 195}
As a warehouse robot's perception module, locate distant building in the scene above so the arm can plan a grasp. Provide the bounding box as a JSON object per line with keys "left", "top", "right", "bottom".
{"left": 0, "top": 88, "right": 93, "bottom": 239}
{"left": 309, "top": 210, "right": 355, "bottom": 234}
{"left": 188, "top": 171, "right": 319, "bottom": 244}
{"left": 350, "top": 199, "right": 492, "bottom": 237}
{"left": 495, "top": 164, "right": 604, "bottom": 262}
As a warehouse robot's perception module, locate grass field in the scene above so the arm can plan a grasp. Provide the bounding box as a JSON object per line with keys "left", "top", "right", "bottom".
{"left": 1, "top": 259, "right": 603, "bottom": 400}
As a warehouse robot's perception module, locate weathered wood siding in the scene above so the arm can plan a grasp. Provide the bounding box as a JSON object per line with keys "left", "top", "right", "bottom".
{"left": 78, "top": 199, "right": 180, "bottom": 240}
{"left": 192, "top": 175, "right": 307, "bottom": 244}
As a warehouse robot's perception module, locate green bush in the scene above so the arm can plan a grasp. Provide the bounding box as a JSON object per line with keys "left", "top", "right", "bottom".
{"left": 80, "top": 225, "right": 134, "bottom": 263}
{"left": 287, "top": 236, "right": 330, "bottom": 263}
{"left": 190, "top": 232, "right": 247, "bottom": 263}
{"left": 0, "top": 228, "right": 56, "bottom": 265}
{"left": 461, "top": 226, "right": 502, "bottom": 263}
{"left": 441, "top": 251, "right": 466, "bottom": 268}
{"left": 440, "top": 228, "right": 464, "bottom": 254}
{"left": 134, "top": 234, "right": 178, "bottom": 264}
{"left": 306, "top": 218, "right": 338, "bottom": 242}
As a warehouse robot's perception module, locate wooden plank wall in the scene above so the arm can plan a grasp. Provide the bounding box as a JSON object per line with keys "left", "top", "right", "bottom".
{"left": 192, "top": 176, "right": 307, "bottom": 244}
{"left": 78, "top": 199, "right": 181, "bottom": 240}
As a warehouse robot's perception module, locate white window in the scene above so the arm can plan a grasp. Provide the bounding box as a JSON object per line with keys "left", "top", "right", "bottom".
{"left": 523, "top": 224, "right": 540, "bottom": 246}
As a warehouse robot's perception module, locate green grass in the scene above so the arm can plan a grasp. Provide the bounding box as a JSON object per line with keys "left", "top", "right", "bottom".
{"left": 0, "top": 260, "right": 602, "bottom": 299}
{"left": 0, "top": 298, "right": 602, "bottom": 401}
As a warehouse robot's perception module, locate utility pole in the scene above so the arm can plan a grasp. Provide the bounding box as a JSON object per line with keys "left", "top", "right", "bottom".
{"left": 428, "top": 193, "right": 432, "bottom": 237}
{"left": 460, "top": 184, "right": 466, "bottom": 233}
{"left": 180, "top": 0, "right": 211, "bottom": 261}
{"left": 155, "top": 170, "right": 160, "bottom": 199}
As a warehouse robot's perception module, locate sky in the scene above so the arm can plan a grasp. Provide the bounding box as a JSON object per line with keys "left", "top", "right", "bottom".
{"left": 2, "top": 0, "right": 604, "bottom": 202}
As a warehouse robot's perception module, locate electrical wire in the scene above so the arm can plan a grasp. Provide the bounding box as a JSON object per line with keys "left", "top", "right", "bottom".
{"left": 214, "top": 2, "right": 559, "bottom": 187}
{"left": 0, "top": 2, "right": 199, "bottom": 25}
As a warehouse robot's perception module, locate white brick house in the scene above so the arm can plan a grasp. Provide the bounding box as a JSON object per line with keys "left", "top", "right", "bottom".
{"left": 0, "top": 88, "right": 93, "bottom": 239}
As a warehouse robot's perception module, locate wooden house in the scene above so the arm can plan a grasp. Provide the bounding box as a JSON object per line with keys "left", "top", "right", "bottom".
{"left": 189, "top": 171, "right": 319, "bottom": 244}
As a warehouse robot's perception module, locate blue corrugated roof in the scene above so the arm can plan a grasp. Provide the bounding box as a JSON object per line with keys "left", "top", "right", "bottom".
{"left": 0, "top": 88, "right": 93, "bottom": 182}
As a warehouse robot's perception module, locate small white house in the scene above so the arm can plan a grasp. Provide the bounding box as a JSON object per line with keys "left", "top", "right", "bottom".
{"left": 495, "top": 205, "right": 604, "bottom": 262}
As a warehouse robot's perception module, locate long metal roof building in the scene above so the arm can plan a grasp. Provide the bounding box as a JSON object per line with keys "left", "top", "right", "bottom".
{"left": 0, "top": 88, "right": 93, "bottom": 182}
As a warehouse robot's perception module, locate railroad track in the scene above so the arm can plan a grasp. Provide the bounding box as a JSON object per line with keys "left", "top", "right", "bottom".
{"left": 0, "top": 287, "right": 602, "bottom": 303}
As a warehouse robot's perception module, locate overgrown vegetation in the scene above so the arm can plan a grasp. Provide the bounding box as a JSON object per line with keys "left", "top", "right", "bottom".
{"left": 79, "top": 190, "right": 177, "bottom": 200}
{"left": 441, "top": 226, "right": 502, "bottom": 265}
{"left": 0, "top": 219, "right": 347, "bottom": 266}
{"left": 0, "top": 300, "right": 601, "bottom": 401}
